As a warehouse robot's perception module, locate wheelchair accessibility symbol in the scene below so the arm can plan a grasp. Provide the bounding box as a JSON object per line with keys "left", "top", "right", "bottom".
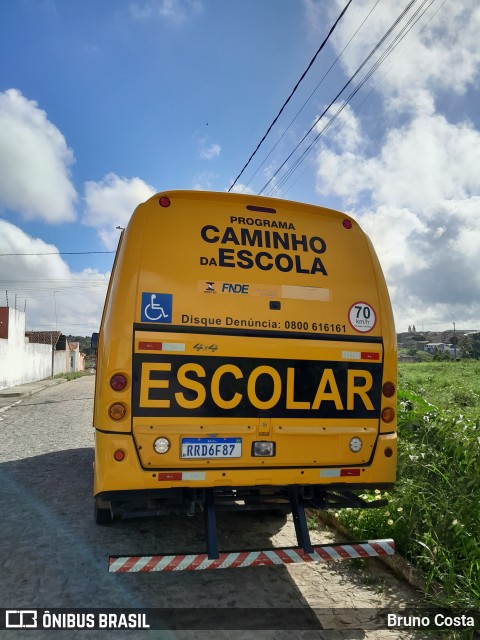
{"left": 141, "top": 293, "right": 173, "bottom": 323}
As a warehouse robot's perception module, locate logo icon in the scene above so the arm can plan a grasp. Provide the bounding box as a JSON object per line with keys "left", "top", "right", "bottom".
{"left": 205, "top": 282, "right": 216, "bottom": 293}
{"left": 6, "top": 610, "right": 38, "bottom": 629}
{"left": 221, "top": 283, "right": 249, "bottom": 294}
{"left": 141, "top": 293, "right": 172, "bottom": 323}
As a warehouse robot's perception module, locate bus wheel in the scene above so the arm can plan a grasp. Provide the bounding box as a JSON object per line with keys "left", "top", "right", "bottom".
{"left": 95, "top": 500, "right": 113, "bottom": 525}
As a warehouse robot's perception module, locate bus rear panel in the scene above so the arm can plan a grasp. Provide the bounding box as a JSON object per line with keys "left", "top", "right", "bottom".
{"left": 93, "top": 191, "right": 397, "bottom": 520}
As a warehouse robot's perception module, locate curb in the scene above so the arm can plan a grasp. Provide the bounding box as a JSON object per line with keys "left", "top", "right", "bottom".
{"left": 0, "top": 378, "right": 67, "bottom": 399}
{"left": 316, "top": 512, "right": 433, "bottom": 595}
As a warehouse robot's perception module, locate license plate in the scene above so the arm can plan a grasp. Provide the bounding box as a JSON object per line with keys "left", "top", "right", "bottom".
{"left": 181, "top": 437, "right": 242, "bottom": 459}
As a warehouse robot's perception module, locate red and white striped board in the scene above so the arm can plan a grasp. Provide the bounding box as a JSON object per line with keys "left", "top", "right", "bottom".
{"left": 109, "top": 539, "right": 395, "bottom": 573}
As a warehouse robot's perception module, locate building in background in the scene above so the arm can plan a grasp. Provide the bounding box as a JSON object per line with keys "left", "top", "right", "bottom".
{"left": 0, "top": 307, "right": 84, "bottom": 390}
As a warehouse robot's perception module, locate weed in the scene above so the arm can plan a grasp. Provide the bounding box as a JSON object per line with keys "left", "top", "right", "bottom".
{"left": 331, "top": 361, "right": 480, "bottom": 610}
{"left": 54, "top": 371, "right": 92, "bottom": 382}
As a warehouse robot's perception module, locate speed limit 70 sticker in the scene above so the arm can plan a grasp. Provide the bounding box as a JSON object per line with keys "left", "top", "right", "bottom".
{"left": 348, "top": 302, "right": 377, "bottom": 333}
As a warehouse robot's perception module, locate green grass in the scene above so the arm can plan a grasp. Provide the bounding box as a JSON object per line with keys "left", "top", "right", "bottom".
{"left": 398, "top": 360, "right": 480, "bottom": 417}
{"left": 54, "top": 371, "right": 94, "bottom": 381}
{"left": 398, "top": 348, "right": 434, "bottom": 362}
{"left": 332, "top": 361, "right": 480, "bottom": 611}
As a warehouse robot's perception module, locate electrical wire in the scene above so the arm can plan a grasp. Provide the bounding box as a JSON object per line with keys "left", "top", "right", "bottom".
{"left": 0, "top": 251, "right": 115, "bottom": 257}
{"left": 242, "top": 0, "right": 382, "bottom": 193}
{"left": 268, "top": 0, "right": 436, "bottom": 197}
{"left": 259, "top": 0, "right": 420, "bottom": 196}
{"left": 282, "top": 0, "right": 445, "bottom": 197}
{"left": 227, "top": 0, "right": 353, "bottom": 193}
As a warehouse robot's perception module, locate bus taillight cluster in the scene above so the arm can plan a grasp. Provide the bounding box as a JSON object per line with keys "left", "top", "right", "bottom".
{"left": 381, "top": 381, "right": 396, "bottom": 424}
{"left": 109, "top": 373, "right": 128, "bottom": 421}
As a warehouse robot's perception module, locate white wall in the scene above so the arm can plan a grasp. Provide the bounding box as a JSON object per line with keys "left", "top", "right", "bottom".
{"left": 53, "top": 350, "right": 68, "bottom": 376}
{"left": 0, "top": 308, "right": 68, "bottom": 390}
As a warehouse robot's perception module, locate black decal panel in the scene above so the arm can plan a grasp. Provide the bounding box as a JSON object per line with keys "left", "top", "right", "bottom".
{"left": 132, "top": 353, "right": 383, "bottom": 419}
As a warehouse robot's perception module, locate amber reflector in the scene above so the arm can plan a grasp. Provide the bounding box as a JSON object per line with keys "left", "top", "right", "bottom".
{"left": 109, "top": 403, "right": 126, "bottom": 420}
{"left": 381, "top": 407, "right": 395, "bottom": 423}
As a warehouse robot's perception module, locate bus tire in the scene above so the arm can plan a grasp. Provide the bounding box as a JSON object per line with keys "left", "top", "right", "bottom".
{"left": 95, "top": 501, "right": 113, "bottom": 525}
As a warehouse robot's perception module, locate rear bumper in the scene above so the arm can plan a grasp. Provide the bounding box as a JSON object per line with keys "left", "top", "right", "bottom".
{"left": 94, "top": 429, "right": 397, "bottom": 496}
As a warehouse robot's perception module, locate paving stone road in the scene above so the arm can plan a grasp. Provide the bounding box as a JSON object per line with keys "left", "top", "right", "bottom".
{"left": 0, "top": 376, "right": 433, "bottom": 640}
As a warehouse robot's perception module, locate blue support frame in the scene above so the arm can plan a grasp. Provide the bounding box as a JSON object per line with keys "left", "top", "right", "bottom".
{"left": 204, "top": 488, "right": 219, "bottom": 559}
{"left": 289, "top": 486, "right": 313, "bottom": 553}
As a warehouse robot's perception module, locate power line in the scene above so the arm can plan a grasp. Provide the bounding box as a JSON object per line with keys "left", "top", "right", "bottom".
{"left": 4, "top": 287, "right": 108, "bottom": 297}
{"left": 260, "top": 0, "right": 420, "bottom": 195}
{"left": 259, "top": 0, "right": 420, "bottom": 196}
{"left": 227, "top": 0, "right": 353, "bottom": 193}
{"left": 0, "top": 278, "right": 108, "bottom": 283}
{"left": 2, "top": 280, "right": 108, "bottom": 292}
{"left": 242, "top": 0, "right": 383, "bottom": 193}
{"left": 0, "top": 251, "right": 115, "bottom": 257}
{"left": 26, "top": 323, "right": 100, "bottom": 328}
{"left": 0, "top": 279, "right": 108, "bottom": 287}
{"left": 281, "top": 0, "right": 444, "bottom": 197}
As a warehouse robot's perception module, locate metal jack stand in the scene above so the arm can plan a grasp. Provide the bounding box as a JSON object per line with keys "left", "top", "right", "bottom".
{"left": 204, "top": 488, "right": 219, "bottom": 559}
{"left": 109, "top": 487, "right": 396, "bottom": 572}
{"left": 289, "top": 486, "right": 313, "bottom": 553}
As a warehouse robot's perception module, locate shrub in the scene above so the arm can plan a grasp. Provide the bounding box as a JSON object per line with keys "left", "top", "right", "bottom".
{"left": 332, "top": 370, "right": 480, "bottom": 610}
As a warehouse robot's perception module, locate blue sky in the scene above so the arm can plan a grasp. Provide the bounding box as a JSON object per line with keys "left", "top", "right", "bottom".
{"left": 1, "top": 0, "right": 479, "bottom": 336}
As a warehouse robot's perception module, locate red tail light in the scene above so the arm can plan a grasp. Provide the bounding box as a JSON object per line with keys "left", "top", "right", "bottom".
{"left": 110, "top": 374, "right": 127, "bottom": 391}
{"left": 382, "top": 381, "right": 396, "bottom": 398}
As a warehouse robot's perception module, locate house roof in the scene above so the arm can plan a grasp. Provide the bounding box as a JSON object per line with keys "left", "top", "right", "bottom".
{"left": 26, "top": 331, "right": 62, "bottom": 347}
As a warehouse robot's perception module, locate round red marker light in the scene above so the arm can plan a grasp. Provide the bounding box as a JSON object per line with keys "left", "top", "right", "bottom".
{"left": 343, "top": 219, "right": 352, "bottom": 229}
{"left": 113, "top": 449, "right": 126, "bottom": 462}
{"left": 110, "top": 374, "right": 127, "bottom": 391}
{"left": 382, "top": 381, "right": 396, "bottom": 398}
{"left": 159, "top": 196, "right": 171, "bottom": 207}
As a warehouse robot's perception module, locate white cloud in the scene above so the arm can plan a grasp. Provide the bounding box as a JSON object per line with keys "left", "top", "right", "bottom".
{"left": 314, "top": 110, "right": 480, "bottom": 330}
{"left": 317, "top": 103, "right": 363, "bottom": 154}
{"left": 83, "top": 173, "right": 156, "bottom": 249}
{"left": 317, "top": 0, "right": 480, "bottom": 114}
{"left": 192, "top": 171, "right": 219, "bottom": 191}
{"left": 130, "top": 0, "right": 202, "bottom": 22}
{"left": 304, "top": 1, "right": 480, "bottom": 331}
{"left": 314, "top": 105, "right": 372, "bottom": 205}
{"left": 227, "top": 183, "right": 255, "bottom": 195}
{"left": 199, "top": 140, "right": 221, "bottom": 160}
{"left": 0, "top": 89, "right": 77, "bottom": 223}
{"left": 448, "top": 197, "right": 480, "bottom": 260}
{"left": 361, "top": 205, "right": 429, "bottom": 276}
{"left": 374, "top": 115, "right": 480, "bottom": 211}
{"left": 0, "top": 220, "right": 108, "bottom": 334}
{"left": 317, "top": 112, "right": 480, "bottom": 211}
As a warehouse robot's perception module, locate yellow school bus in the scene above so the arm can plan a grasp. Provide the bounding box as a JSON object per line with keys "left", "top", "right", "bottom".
{"left": 93, "top": 190, "right": 397, "bottom": 551}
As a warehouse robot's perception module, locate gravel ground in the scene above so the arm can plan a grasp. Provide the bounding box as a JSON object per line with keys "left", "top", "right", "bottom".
{"left": 0, "top": 376, "right": 435, "bottom": 640}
